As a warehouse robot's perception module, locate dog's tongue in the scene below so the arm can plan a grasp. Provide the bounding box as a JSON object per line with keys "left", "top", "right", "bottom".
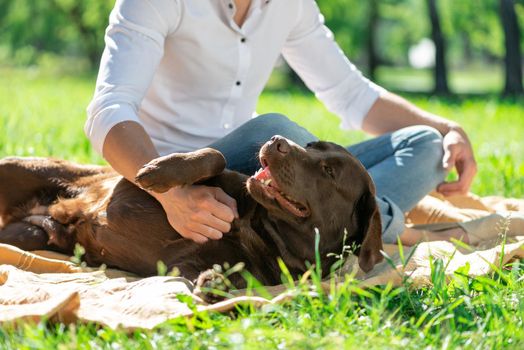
{"left": 254, "top": 167, "right": 272, "bottom": 181}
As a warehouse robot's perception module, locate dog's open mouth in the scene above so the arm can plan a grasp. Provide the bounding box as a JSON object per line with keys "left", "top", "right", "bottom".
{"left": 251, "top": 166, "right": 310, "bottom": 217}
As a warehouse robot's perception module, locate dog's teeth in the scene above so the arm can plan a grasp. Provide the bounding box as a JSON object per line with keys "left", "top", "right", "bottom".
{"left": 267, "top": 179, "right": 272, "bottom": 185}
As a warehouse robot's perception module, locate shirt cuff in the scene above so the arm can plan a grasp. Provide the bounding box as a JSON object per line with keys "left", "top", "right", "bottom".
{"left": 340, "top": 81, "right": 387, "bottom": 131}
{"left": 84, "top": 103, "right": 142, "bottom": 156}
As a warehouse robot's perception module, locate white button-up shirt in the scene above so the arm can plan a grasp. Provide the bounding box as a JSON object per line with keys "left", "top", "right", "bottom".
{"left": 85, "top": 0, "right": 385, "bottom": 156}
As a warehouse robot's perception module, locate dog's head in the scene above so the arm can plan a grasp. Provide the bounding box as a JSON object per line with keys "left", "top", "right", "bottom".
{"left": 246, "top": 136, "right": 383, "bottom": 273}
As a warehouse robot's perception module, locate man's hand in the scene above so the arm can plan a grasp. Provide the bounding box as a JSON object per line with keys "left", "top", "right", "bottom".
{"left": 153, "top": 185, "right": 239, "bottom": 244}
{"left": 362, "top": 93, "right": 477, "bottom": 196}
{"left": 437, "top": 126, "right": 477, "bottom": 196}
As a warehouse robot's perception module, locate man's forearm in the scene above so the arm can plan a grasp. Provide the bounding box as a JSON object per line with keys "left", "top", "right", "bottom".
{"left": 101, "top": 121, "right": 237, "bottom": 241}
{"left": 102, "top": 121, "right": 160, "bottom": 185}
{"left": 362, "top": 92, "right": 461, "bottom": 136}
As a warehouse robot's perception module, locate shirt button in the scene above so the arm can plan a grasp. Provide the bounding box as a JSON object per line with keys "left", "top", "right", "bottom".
{"left": 223, "top": 123, "right": 231, "bottom": 129}
{"left": 241, "top": 37, "right": 246, "bottom": 43}
{"left": 228, "top": 3, "right": 233, "bottom": 9}
{"left": 236, "top": 81, "right": 241, "bottom": 86}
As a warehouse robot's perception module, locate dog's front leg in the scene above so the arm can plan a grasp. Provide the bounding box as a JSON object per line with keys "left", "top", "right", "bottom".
{"left": 193, "top": 268, "right": 231, "bottom": 304}
{"left": 135, "top": 148, "right": 226, "bottom": 193}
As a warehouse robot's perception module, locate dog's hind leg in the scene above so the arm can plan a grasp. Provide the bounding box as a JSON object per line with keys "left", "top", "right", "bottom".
{"left": 0, "top": 157, "right": 57, "bottom": 221}
{"left": 0, "top": 156, "right": 111, "bottom": 222}
{"left": 0, "top": 215, "right": 76, "bottom": 253}
{"left": 0, "top": 221, "right": 50, "bottom": 251}
{"left": 23, "top": 215, "right": 76, "bottom": 254}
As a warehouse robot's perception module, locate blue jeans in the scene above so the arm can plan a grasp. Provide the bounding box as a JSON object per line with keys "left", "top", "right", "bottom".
{"left": 209, "top": 113, "right": 446, "bottom": 243}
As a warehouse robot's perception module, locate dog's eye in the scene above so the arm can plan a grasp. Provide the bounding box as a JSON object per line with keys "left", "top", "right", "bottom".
{"left": 323, "top": 165, "right": 335, "bottom": 178}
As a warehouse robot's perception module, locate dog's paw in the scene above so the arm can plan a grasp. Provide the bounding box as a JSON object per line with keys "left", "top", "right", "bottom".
{"left": 135, "top": 161, "right": 172, "bottom": 193}
{"left": 136, "top": 149, "right": 227, "bottom": 193}
{"left": 193, "top": 268, "right": 231, "bottom": 304}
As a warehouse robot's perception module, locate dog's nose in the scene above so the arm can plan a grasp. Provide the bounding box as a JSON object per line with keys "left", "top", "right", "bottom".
{"left": 270, "top": 135, "right": 290, "bottom": 155}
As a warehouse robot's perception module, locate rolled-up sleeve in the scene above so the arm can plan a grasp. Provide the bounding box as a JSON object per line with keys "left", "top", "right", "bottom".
{"left": 282, "top": 0, "right": 386, "bottom": 131}
{"left": 85, "top": 0, "right": 180, "bottom": 155}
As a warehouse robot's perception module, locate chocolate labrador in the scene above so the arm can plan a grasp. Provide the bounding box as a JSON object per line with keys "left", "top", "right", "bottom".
{"left": 0, "top": 136, "right": 382, "bottom": 300}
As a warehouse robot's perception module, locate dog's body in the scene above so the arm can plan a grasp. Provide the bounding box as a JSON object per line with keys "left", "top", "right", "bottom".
{"left": 0, "top": 137, "right": 383, "bottom": 298}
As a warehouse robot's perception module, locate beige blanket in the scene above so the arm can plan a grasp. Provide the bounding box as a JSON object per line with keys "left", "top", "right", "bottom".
{"left": 1, "top": 192, "right": 524, "bottom": 330}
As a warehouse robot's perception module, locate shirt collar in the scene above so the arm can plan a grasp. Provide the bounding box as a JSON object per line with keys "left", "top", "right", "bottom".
{"left": 221, "top": 0, "right": 266, "bottom": 33}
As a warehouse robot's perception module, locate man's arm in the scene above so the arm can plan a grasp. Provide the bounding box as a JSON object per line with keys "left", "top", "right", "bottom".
{"left": 87, "top": 0, "right": 237, "bottom": 243}
{"left": 363, "top": 92, "right": 477, "bottom": 196}
{"left": 103, "top": 121, "right": 238, "bottom": 244}
{"left": 282, "top": 0, "right": 476, "bottom": 195}
{"left": 103, "top": 122, "right": 159, "bottom": 183}
{"left": 362, "top": 91, "right": 455, "bottom": 136}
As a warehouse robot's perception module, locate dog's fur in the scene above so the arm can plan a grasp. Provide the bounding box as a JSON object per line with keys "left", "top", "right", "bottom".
{"left": 0, "top": 136, "right": 383, "bottom": 300}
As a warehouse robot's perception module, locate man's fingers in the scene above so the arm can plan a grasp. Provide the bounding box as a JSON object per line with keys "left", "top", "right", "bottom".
{"left": 203, "top": 188, "right": 238, "bottom": 221}
{"left": 160, "top": 185, "right": 237, "bottom": 242}
{"left": 180, "top": 229, "right": 209, "bottom": 244}
{"left": 442, "top": 148, "right": 456, "bottom": 171}
{"left": 186, "top": 222, "right": 223, "bottom": 240}
{"left": 437, "top": 180, "right": 466, "bottom": 196}
{"left": 440, "top": 157, "right": 477, "bottom": 195}
{"left": 201, "top": 198, "right": 235, "bottom": 224}
{"left": 213, "top": 188, "right": 239, "bottom": 219}
{"left": 198, "top": 212, "right": 231, "bottom": 233}
{"left": 459, "top": 159, "right": 477, "bottom": 187}
{"left": 437, "top": 166, "right": 474, "bottom": 196}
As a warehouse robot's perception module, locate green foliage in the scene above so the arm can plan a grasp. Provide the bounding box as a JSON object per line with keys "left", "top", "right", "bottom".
{"left": 319, "top": 0, "right": 523, "bottom": 71}
{"left": 442, "top": 0, "right": 504, "bottom": 61}
{"left": 0, "top": 0, "right": 113, "bottom": 68}
{"left": 380, "top": 0, "right": 429, "bottom": 65}
{"left": 316, "top": 0, "right": 370, "bottom": 60}
{"left": 0, "top": 0, "right": 522, "bottom": 76}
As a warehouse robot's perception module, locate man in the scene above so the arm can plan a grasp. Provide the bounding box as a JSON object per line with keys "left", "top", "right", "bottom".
{"left": 85, "top": 0, "right": 476, "bottom": 245}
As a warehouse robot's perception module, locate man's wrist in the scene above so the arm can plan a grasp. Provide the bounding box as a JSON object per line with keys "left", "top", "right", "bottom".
{"left": 149, "top": 187, "right": 173, "bottom": 202}
{"left": 446, "top": 123, "right": 469, "bottom": 140}
{"left": 432, "top": 115, "right": 462, "bottom": 136}
{"left": 416, "top": 109, "right": 461, "bottom": 136}
{"left": 447, "top": 122, "right": 462, "bottom": 133}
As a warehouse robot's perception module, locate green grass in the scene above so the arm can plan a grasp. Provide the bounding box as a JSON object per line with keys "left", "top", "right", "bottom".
{"left": 1, "top": 67, "right": 524, "bottom": 349}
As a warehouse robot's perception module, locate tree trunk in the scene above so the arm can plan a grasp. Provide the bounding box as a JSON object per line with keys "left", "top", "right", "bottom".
{"left": 427, "top": 0, "right": 450, "bottom": 95}
{"left": 500, "top": 0, "right": 523, "bottom": 96}
{"left": 367, "top": 0, "right": 379, "bottom": 81}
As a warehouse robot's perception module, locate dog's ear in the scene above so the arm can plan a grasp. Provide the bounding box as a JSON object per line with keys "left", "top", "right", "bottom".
{"left": 355, "top": 190, "right": 383, "bottom": 273}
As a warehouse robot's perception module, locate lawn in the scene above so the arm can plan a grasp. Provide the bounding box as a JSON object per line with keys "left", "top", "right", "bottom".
{"left": 1, "top": 67, "right": 524, "bottom": 349}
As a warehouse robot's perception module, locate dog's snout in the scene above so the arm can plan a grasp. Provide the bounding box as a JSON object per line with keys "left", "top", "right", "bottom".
{"left": 270, "top": 135, "right": 290, "bottom": 155}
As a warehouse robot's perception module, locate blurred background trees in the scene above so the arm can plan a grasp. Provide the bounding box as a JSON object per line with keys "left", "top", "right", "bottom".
{"left": 427, "top": 0, "right": 450, "bottom": 95}
{"left": 0, "top": 0, "right": 112, "bottom": 69}
{"left": 500, "top": 0, "right": 523, "bottom": 95}
{"left": 0, "top": 0, "right": 522, "bottom": 96}
{"left": 317, "top": 0, "right": 523, "bottom": 96}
